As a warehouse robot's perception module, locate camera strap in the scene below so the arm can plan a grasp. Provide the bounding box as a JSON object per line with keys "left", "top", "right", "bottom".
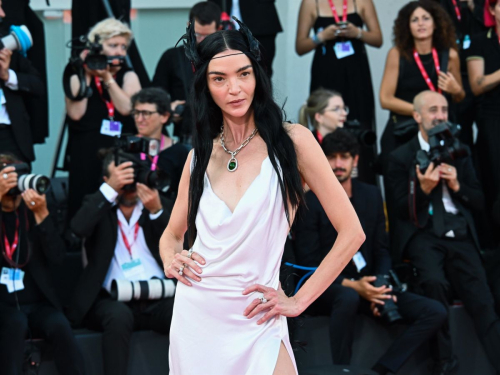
{"left": 2, "top": 216, "right": 19, "bottom": 261}
{"left": 327, "top": 0, "right": 348, "bottom": 23}
{"left": 409, "top": 168, "right": 425, "bottom": 229}
{"left": 1, "top": 208, "right": 30, "bottom": 268}
{"left": 450, "top": 0, "right": 461, "bottom": 21}
{"left": 118, "top": 221, "right": 140, "bottom": 259}
{"left": 413, "top": 48, "right": 441, "bottom": 94}
{"left": 94, "top": 76, "right": 115, "bottom": 120}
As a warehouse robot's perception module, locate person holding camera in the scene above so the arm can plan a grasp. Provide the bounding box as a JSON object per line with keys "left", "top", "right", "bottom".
{"left": 65, "top": 18, "right": 141, "bottom": 220}
{"left": 132, "top": 88, "right": 189, "bottom": 199}
{"left": 0, "top": 154, "right": 84, "bottom": 375}
{"left": 152, "top": 2, "right": 222, "bottom": 144}
{"left": 0, "top": 2, "right": 45, "bottom": 164}
{"left": 293, "top": 130, "right": 446, "bottom": 375}
{"left": 67, "top": 151, "right": 174, "bottom": 375}
{"left": 386, "top": 90, "right": 500, "bottom": 373}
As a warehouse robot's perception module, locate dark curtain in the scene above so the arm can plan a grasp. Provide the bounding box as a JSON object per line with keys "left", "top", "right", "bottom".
{"left": 3, "top": 0, "right": 49, "bottom": 144}
{"left": 71, "top": 0, "right": 151, "bottom": 87}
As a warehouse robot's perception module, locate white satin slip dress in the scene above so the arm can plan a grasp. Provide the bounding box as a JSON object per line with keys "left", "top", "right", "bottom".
{"left": 168, "top": 155, "right": 298, "bottom": 375}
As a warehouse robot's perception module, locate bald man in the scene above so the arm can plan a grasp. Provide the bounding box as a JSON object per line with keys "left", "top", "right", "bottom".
{"left": 386, "top": 90, "right": 500, "bottom": 374}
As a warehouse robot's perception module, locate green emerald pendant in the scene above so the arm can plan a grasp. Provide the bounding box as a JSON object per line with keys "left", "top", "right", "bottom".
{"left": 227, "top": 156, "right": 238, "bottom": 172}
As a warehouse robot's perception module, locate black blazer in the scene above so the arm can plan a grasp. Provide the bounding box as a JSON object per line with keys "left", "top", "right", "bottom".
{"left": 386, "top": 136, "right": 484, "bottom": 261}
{"left": 67, "top": 190, "right": 173, "bottom": 325}
{"left": 209, "top": 0, "right": 283, "bottom": 36}
{"left": 2, "top": 52, "right": 45, "bottom": 162}
{"left": 0, "top": 205, "right": 65, "bottom": 309}
{"left": 294, "top": 180, "right": 391, "bottom": 284}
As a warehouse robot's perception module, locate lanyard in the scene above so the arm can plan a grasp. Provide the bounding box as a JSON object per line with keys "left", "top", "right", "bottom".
{"left": 140, "top": 135, "right": 165, "bottom": 171}
{"left": 2, "top": 217, "right": 19, "bottom": 261}
{"left": 327, "top": 0, "right": 348, "bottom": 24}
{"left": 413, "top": 48, "right": 441, "bottom": 94}
{"left": 118, "top": 221, "right": 140, "bottom": 258}
{"left": 450, "top": 0, "right": 461, "bottom": 21}
{"left": 94, "top": 76, "right": 115, "bottom": 120}
{"left": 316, "top": 130, "right": 324, "bottom": 144}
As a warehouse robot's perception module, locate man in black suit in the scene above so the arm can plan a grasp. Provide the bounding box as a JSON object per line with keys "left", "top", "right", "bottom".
{"left": 152, "top": 1, "right": 221, "bottom": 142}
{"left": 0, "top": 1, "right": 44, "bottom": 163}
{"left": 0, "top": 154, "right": 84, "bottom": 375}
{"left": 209, "top": 0, "right": 282, "bottom": 77}
{"left": 68, "top": 152, "right": 175, "bottom": 375}
{"left": 294, "top": 130, "right": 446, "bottom": 375}
{"left": 386, "top": 90, "right": 500, "bottom": 374}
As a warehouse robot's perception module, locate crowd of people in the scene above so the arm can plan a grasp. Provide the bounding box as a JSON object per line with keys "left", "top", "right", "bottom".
{"left": 0, "top": 0, "right": 499, "bottom": 374}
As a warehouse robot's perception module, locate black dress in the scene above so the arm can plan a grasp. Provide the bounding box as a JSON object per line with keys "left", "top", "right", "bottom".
{"left": 66, "top": 68, "right": 136, "bottom": 219}
{"left": 310, "top": 1, "right": 376, "bottom": 184}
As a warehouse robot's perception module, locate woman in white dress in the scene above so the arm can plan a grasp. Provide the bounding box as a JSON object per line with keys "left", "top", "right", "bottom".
{"left": 160, "top": 19, "right": 365, "bottom": 375}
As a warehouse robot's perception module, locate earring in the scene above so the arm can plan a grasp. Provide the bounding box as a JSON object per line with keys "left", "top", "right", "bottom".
{"left": 352, "top": 166, "right": 359, "bottom": 179}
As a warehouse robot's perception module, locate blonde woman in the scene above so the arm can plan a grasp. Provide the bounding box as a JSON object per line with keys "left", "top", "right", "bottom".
{"left": 65, "top": 18, "right": 141, "bottom": 218}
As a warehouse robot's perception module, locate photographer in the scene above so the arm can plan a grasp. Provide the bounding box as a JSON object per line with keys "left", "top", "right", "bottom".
{"left": 65, "top": 18, "right": 141, "bottom": 220}
{"left": 152, "top": 2, "right": 221, "bottom": 143}
{"left": 0, "top": 2, "right": 45, "bottom": 164}
{"left": 294, "top": 130, "right": 446, "bottom": 375}
{"left": 132, "top": 88, "right": 189, "bottom": 199}
{"left": 386, "top": 90, "right": 500, "bottom": 373}
{"left": 0, "top": 154, "right": 84, "bottom": 375}
{"left": 67, "top": 151, "right": 174, "bottom": 375}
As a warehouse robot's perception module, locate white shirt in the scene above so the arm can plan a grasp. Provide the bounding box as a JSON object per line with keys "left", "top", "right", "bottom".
{"left": 0, "top": 70, "right": 19, "bottom": 125}
{"left": 231, "top": 0, "right": 242, "bottom": 29}
{"left": 99, "top": 183, "right": 166, "bottom": 292}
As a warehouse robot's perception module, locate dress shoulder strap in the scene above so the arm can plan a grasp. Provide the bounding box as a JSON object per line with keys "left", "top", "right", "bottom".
{"left": 353, "top": 0, "right": 358, "bottom": 14}
{"left": 315, "top": 0, "right": 320, "bottom": 17}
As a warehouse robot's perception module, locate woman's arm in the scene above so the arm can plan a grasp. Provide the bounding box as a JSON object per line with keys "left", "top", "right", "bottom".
{"left": 467, "top": 58, "right": 500, "bottom": 96}
{"left": 290, "top": 124, "right": 365, "bottom": 312}
{"left": 296, "top": 0, "right": 321, "bottom": 56}
{"left": 379, "top": 47, "right": 414, "bottom": 116}
{"left": 438, "top": 48, "right": 465, "bottom": 102}
{"left": 104, "top": 70, "right": 141, "bottom": 116}
{"left": 357, "top": 0, "right": 383, "bottom": 48}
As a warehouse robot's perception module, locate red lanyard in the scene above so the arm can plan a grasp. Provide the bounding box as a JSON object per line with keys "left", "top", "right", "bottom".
{"left": 316, "top": 130, "right": 324, "bottom": 144}
{"left": 327, "top": 0, "right": 348, "bottom": 24}
{"left": 450, "top": 0, "right": 461, "bottom": 21}
{"left": 140, "top": 135, "right": 165, "bottom": 171}
{"left": 2, "top": 217, "right": 19, "bottom": 261}
{"left": 118, "top": 221, "right": 140, "bottom": 258}
{"left": 413, "top": 48, "right": 441, "bottom": 94}
{"left": 94, "top": 76, "right": 115, "bottom": 120}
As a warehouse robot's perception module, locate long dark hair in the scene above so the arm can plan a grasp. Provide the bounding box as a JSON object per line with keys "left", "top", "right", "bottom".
{"left": 394, "top": 0, "right": 457, "bottom": 60}
{"left": 186, "top": 29, "right": 304, "bottom": 246}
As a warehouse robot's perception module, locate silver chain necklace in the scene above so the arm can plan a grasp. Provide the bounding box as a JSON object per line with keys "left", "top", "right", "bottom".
{"left": 219, "top": 124, "right": 258, "bottom": 172}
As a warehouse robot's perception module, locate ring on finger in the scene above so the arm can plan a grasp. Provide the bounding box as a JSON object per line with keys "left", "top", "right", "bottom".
{"left": 30, "top": 201, "right": 35, "bottom": 206}
{"left": 187, "top": 249, "right": 194, "bottom": 259}
{"left": 259, "top": 297, "right": 268, "bottom": 304}
{"left": 2, "top": 173, "right": 7, "bottom": 180}
{"left": 179, "top": 264, "right": 186, "bottom": 276}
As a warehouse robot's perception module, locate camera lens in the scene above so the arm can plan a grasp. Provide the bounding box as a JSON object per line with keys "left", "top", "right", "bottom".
{"left": 18, "top": 174, "right": 51, "bottom": 194}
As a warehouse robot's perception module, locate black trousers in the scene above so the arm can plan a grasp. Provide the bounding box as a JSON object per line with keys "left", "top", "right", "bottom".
{"left": 85, "top": 290, "right": 175, "bottom": 375}
{"left": 306, "top": 283, "right": 446, "bottom": 373}
{"left": 0, "top": 301, "right": 85, "bottom": 375}
{"left": 255, "top": 34, "right": 277, "bottom": 77}
{"left": 407, "top": 230, "right": 500, "bottom": 371}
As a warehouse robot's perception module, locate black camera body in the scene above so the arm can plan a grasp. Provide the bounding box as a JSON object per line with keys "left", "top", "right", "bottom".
{"left": 372, "top": 271, "right": 405, "bottom": 325}
{"left": 416, "top": 122, "right": 469, "bottom": 174}
{"left": 2, "top": 163, "right": 51, "bottom": 196}
{"left": 114, "top": 135, "right": 161, "bottom": 190}
{"left": 344, "top": 120, "right": 377, "bottom": 147}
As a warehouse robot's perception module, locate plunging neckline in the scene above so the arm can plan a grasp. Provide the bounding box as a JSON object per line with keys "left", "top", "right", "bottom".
{"left": 204, "top": 156, "right": 270, "bottom": 215}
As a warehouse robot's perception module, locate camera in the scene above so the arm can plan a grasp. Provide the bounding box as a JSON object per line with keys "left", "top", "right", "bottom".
{"left": 416, "top": 122, "right": 469, "bottom": 174}
{"left": 114, "top": 135, "right": 161, "bottom": 190}
{"left": 111, "top": 278, "right": 175, "bottom": 302}
{"left": 372, "top": 270, "right": 405, "bottom": 325}
{"left": 63, "top": 35, "right": 126, "bottom": 101}
{"left": 344, "top": 120, "right": 377, "bottom": 147}
{"left": 337, "top": 21, "right": 348, "bottom": 29}
{"left": 0, "top": 25, "right": 33, "bottom": 56}
{"left": 2, "top": 163, "right": 51, "bottom": 196}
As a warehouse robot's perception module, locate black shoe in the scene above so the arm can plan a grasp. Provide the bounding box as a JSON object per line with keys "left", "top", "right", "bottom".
{"left": 431, "top": 356, "right": 458, "bottom": 375}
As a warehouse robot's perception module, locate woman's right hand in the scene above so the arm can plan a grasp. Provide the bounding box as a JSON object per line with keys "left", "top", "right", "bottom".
{"left": 318, "top": 24, "right": 341, "bottom": 42}
{"left": 164, "top": 249, "right": 206, "bottom": 287}
{"left": 0, "top": 166, "right": 17, "bottom": 199}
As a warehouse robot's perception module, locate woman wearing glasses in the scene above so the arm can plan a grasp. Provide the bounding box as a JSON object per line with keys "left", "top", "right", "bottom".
{"left": 65, "top": 18, "right": 141, "bottom": 219}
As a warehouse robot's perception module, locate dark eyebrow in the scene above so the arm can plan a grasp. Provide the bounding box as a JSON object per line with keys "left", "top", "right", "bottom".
{"left": 208, "top": 71, "right": 226, "bottom": 76}
{"left": 236, "top": 65, "right": 253, "bottom": 73}
{"left": 208, "top": 65, "right": 253, "bottom": 76}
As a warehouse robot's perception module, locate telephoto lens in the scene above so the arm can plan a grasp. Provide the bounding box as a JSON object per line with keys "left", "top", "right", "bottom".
{"left": 5, "top": 163, "right": 51, "bottom": 196}
{"left": 372, "top": 275, "right": 403, "bottom": 325}
{"left": 111, "top": 278, "right": 176, "bottom": 302}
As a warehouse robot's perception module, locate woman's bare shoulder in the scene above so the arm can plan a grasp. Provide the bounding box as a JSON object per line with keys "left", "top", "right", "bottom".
{"left": 284, "top": 123, "right": 318, "bottom": 152}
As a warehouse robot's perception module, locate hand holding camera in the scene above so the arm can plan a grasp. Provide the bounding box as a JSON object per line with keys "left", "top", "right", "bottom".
{"left": 106, "top": 161, "right": 135, "bottom": 193}
{"left": 22, "top": 189, "right": 48, "bottom": 223}
{"left": 439, "top": 163, "right": 460, "bottom": 192}
{"left": 0, "top": 48, "right": 12, "bottom": 81}
{"left": 136, "top": 183, "right": 162, "bottom": 214}
{"left": 350, "top": 276, "right": 393, "bottom": 305}
{"left": 0, "top": 166, "right": 18, "bottom": 198}
{"left": 416, "top": 162, "right": 441, "bottom": 195}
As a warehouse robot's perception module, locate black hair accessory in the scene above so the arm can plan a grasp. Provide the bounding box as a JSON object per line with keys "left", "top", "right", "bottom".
{"left": 231, "top": 16, "right": 261, "bottom": 62}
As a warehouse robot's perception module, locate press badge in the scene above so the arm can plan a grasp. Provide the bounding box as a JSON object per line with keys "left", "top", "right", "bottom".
{"left": 334, "top": 41, "right": 355, "bottom": 59}
{"left": 121, "top": 258, "right": 145, "bottom": 279}
{"left": 100, "top": 119, "right": 122, "bottom": 137}
{"left": 352, "top": 252, "right": 367, "bottom": 273}
{"left": 462, "top": 35, "right": 471, "bottom": 50}
{"left": 0, "top": 267, "right": 25, "bottom": 293}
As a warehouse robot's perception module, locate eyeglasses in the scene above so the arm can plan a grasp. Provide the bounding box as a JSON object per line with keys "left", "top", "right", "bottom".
{"left": 131, "top": 110, "right": 158, "bottom": 119}
{"left": 324, "top": 106, "right": 349, "bottom": 115}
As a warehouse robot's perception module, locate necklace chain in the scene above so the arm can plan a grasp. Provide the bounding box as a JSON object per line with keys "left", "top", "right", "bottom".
{"left": 219, "top": 124, "right": 258, "bottom": 172}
